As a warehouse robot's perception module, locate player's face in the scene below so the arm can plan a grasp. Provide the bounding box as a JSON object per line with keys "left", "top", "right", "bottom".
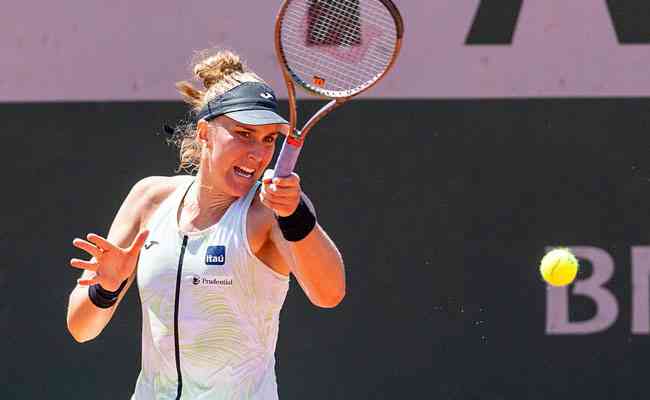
{"left": 203, "top": 116, "right": 287, "bottom": 197}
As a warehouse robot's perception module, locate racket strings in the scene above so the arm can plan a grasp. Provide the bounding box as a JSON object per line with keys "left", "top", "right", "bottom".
{"left": 283, "top": 12, "right": 394, "bottom": 65}
{"left": 282, "top": 34, "right": 380, "bottom": 91}
{"left": 280, "top": 0, "right": 398, "bottom": 95}
{"left": 303, "top": 13, "right": 392, "bottom": 56}
{"left": 281, "top": 27, "right": 392, "bottom": 88}
{"left": 282, "top": 28, "right": 392, "bottom": 91}
{"left": 282, "top": 46, "right": 372, "bottom": 91}
{"left": 306, "top": 0, "right": 392, "bottom": 33}
{"left": 306, "top": 3, "right": 368, "bottom": 45}
{"left": 306, "top": 0, "right": 362, "bottom": 45}
{"left": 282, "top": 29, "right": 370, "bottom": 90}
{"left": 282, "top": 20, "right": 386, "bottom": 81}
{"left": 304, "top": 0, "right": 393, "bottom": 38}
{"left": 285, "top": 1, "right": 396, "bottom": 51}
{"left": 300, "top": 0, "right": 394, "bottom": 49}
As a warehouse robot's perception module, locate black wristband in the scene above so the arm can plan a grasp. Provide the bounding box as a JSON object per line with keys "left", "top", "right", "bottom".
{"left": 276, "top": 198, "right": 317, "bottom": 242}
{"left": 88, "top": 279, "right": 128, "bottom": 309}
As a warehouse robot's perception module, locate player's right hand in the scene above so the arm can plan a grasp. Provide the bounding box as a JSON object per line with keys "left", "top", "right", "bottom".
{"left": 70, "top": 230, "right": 149, "bottom": 292}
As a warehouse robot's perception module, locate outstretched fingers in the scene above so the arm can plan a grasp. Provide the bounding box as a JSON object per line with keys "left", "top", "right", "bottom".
{"left": 77, "top": 277, "right": 98, "bottom": 286}
{"left": 86, "top": 233, "right": 118, "bottom": 253}
{"left": 70, "top": 258, "right": 98, "bottom": 272}
{"left": 72, "top": 238, "right": 103, "bottom": 259}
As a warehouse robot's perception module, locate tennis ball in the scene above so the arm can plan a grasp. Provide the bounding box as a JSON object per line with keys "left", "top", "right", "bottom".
{"left": 539, "top": 248, "right": 579, "bottom": 287}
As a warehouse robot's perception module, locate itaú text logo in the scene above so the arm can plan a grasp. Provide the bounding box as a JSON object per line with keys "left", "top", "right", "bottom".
{"left": 205, "top": 246, "right": 226, "bottom": 266}
{"left": 545, "top": 246, "right": 650, "bottom": 335}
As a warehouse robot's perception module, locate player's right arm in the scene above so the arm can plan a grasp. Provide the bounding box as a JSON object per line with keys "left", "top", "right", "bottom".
{"left": 66, "top": 176, "right": 177, "bottom": 343}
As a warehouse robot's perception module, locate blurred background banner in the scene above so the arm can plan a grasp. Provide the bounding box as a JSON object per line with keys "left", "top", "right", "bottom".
{"left": 3, "top": 1, "right": 650, "bottom": 399}
{"left": 3, "top": 0, "right": 650, "bottom": 101}
{"left": 4, "top": 99, "right": 650, "bottom": 400}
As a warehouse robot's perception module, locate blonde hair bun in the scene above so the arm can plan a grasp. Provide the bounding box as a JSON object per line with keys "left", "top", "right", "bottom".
{"left": 193, "top": 50, "right": 245, "bottom": 89}
{"left": 176, "top": 49, "right": 263, "bottom": 110}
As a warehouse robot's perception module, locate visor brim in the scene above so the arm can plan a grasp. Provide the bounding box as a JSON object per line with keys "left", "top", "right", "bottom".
{"left": 226, "top": 110, "right": 288, "bottom": 126}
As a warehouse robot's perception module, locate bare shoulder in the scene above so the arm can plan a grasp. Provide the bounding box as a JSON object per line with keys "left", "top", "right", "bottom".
{"left": 135, "top": 175, "right": 192, "bottom": 203}
{"left": 125, "top": 175, "right": 194, "bottom": 229}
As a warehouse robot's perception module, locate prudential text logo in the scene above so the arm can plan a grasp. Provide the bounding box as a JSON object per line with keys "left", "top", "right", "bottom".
{"left": 205, "top": 246, "right": 226, "bottom": 266}
{"left": 192, "top": 275, "right": 233, "bottom": 287}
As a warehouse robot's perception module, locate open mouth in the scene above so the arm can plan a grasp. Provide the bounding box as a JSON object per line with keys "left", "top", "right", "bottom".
{"left": 233, "top": 166, "right": 255, "bottom": 179}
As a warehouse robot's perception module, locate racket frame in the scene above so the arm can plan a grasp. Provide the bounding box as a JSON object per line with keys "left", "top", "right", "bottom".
{"left": 272, "top": 0, "right": 404, "bottom": 176}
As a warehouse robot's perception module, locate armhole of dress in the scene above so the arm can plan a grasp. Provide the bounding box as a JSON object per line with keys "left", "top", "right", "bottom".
{"left": 239, "top": 182, "right": 290, "bottom": 282}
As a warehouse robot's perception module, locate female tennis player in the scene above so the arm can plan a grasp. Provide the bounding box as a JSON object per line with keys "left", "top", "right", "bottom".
{"left": 66, "top": 49, "right": 346, "bottom": 399}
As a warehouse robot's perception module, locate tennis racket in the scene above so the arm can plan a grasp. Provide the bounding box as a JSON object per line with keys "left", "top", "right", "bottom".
{"left": 273, "top": 0, "right": 404, "bottom": 178}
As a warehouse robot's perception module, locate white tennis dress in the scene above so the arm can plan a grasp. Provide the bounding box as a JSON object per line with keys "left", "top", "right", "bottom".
{"left": 131, "top": 178, "right": 290, "bottom": 400}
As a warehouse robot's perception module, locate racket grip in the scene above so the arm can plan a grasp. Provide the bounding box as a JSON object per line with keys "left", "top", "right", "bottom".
{"left": 273, "top": 136, "right": 303, "bottom": 178}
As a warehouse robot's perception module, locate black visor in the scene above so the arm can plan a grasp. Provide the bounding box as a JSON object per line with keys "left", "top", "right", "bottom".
{"left": 195, "top": 82, "right": 288, "bottom": 125}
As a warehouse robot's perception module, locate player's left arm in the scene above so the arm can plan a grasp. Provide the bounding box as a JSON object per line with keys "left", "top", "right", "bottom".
{"left": 260, "top": 172, "right": 346, "bottom": 308}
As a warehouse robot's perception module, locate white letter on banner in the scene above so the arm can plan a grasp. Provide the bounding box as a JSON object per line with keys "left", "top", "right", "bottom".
{"left": 546, "top": 246, "right": 618, "bottom": 334}
{"left": 632, "top": 246, "right": 650, "bottom": 334}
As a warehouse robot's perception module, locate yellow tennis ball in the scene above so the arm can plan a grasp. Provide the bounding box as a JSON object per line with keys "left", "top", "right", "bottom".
{"left": 539, "top": 248, "right": 579, "bottom": 286}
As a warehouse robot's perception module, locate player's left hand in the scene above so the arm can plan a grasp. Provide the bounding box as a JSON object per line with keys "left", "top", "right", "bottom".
{"left": 260, "top": 169, "right": 302, "bottom": 217}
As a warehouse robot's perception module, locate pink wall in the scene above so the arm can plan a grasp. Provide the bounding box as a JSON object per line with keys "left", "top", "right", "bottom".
{"left": 3, "top": 0, "right": 650, "bottom": 101}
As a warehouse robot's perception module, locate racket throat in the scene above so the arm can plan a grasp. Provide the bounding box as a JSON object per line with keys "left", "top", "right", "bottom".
{"left": 286, "top": 134, "right": 303, "bottom": 146}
